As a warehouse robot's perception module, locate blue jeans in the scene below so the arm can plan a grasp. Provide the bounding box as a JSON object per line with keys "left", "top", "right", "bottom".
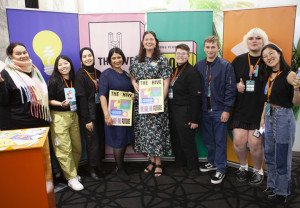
{"left": 201, "top": 110, "right": 227, "bottom": 174}
{"left": 264, "top": 107, "right": 295, "bottom": 195}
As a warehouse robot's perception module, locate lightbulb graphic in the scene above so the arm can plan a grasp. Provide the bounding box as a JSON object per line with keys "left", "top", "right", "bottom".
{"left": 32, "top": 30, "right": 62, "bottom": 75}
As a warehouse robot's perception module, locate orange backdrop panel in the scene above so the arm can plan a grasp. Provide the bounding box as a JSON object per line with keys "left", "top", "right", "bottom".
{"left": 223, "top": 6, "right": 296, "bottom": 65}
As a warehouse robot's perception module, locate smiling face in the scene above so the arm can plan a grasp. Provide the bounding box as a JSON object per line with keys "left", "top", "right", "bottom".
{"left": 10, "top": 45, "right": 30, "bottom": 62}
{"left": 262, "top": 47, "right": 281, "bottom": 69}
{"left": 204, "top": 41, "right": 219, "bottom": 61}
{"left": 143, "top": 33, "right": 157, "bottom": 51}
{"left": 247, "top": 36, "right": 264, "bottom": 54}
{"left": 57, "top": 58, "right": 71, "bottom": 78}
{"left": 175, "top": 48, "right": 189, "bottom": 66}
{"left": 111, "top": 53, "right": 123, "bottom": 69}
{"left": 81, "top": 50, "right": 94, "bottom": 67}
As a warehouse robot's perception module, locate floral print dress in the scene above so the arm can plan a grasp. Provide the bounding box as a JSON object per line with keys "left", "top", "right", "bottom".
{"left": 129, "top": 55, "right": 172, "bottom": 157}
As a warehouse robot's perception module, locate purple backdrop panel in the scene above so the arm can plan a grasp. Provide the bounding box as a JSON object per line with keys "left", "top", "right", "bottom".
{"left": 6, "top": 9, "right": 80, "bottom": 82}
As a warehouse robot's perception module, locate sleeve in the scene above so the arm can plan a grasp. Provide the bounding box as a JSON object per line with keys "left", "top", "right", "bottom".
{"left": 0, "top": 70, "right": 11, "bottom": 106}
{"left": 159, "top": 55, "right": 172, "bottom": 80}
{"left": 74, "top": 71, "right": 87, "bottom": 97}
{"left": 99, "top": 72, "right": 109, "bottom": 97}
{"left": 231, "top": 57, "right": 241, "bottom": 83}
{"left": 47, "top": 79, "right": 58, "bottom": 101}
{"left": 188, "top": 68, "right": 202, "bottom": 123}
{"left": 129, "top": 56, "right": 139, "bottom": 79}
{"left": 224, "top": 62, "right": 237, "bottom": 112}
{"left": 77, "top": 95, "right": 91, "bottom": 124}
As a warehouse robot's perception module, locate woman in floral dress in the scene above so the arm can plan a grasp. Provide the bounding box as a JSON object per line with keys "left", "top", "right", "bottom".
{"left": 129, "top": 31, "right": 172, "bottom": 176}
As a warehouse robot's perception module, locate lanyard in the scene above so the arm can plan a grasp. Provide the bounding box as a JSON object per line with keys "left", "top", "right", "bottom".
{"left": 63, "top": 78, "right": 72, "bottom": 88}
{"left": 267, "top": 70, "right": 280, "bottom": 102}
{"left": 170, "top": 63, "right": 187, "bottom": 87}
{"left": 248, "top": 53, "right": 261, "bottom": 79}
{"left": 83, "top": 68, "right": 98, "bottom": 90}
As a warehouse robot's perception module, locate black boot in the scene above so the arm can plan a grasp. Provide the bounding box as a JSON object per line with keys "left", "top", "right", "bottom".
{"left": 116, "top": 166, "right": 130, "bottom": 181}
{"left": 90, "top": 166, "right": 100, "bottom": 180}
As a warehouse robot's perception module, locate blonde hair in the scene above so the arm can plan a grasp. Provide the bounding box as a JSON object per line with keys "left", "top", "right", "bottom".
{"left": 204, "top": 35, "right": 220, "bottom": 47}
{"left": 243, "top": 28, "right": 268, "bottom": 49}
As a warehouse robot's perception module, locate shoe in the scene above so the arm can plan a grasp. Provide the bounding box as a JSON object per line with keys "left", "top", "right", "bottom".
{"left": 90, "top": 166, "right": 100, "bottom": 180}
{"left": 200, "top": 163, "right": 217, "bottom": 172}
{"left": 144, "top": 160, "right": 155, "bottom": 173}
{"left": 154, "top": 164, "right": 163, "bottom": 177}
{"left": 249, "top": 171, "right": 264, "bottom": 185}
{"left": 263, "top": 187, "right": 275, "bottom": 195}
{"left": 116, "top": 167, "right": 130, "bottom": 181}
{"left": 76, "top": 175, "right": 81, "bottom": 182}
{"left": 267, "top": 194, "right": 288, "bottom": 203}
{"left": 211, "top": 172, "right": 225, "bottom": 184}
{"left": 235, "top": 167, "right": 248, "bottom": 182}
{"left": 68, "top": 178, "right": 84, "bottom": 191}
{"left": 188, "top": 168, "right": 199, "bottom": 179}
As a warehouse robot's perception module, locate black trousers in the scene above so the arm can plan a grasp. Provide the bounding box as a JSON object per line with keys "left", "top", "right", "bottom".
{"left": 169, "top": 104, "right": 199, "bottom": 169}
{"left": 84, "top": 118, "right": 105, "bottom": 168}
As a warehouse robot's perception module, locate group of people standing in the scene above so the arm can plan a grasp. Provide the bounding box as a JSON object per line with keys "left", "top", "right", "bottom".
{"left": 0, "top": 27, "right": 299, "bottom": 203}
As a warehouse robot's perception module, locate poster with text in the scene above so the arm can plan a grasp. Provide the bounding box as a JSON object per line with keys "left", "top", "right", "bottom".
{"left": 138, "top": 79, "right": 164, "bottom": 114}
{"left": 108, "top": 90, "right": 134, "bottom": 126}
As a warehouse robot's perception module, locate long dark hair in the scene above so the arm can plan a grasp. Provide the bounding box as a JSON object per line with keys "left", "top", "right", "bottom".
{"left": 261, "top": 44, "right": 291, "bottom": 81}
{"left": 138, "top": 31, "right": 161, "bottom": 62}
{"left": 48, "top": 55, "right": 76, "bottom": 85}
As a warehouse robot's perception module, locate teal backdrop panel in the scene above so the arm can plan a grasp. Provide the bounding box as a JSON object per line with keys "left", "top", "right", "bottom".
{"left": 147, "top": 11, "right": 213, "bottom": 158}
{"left": 147, "top": 10, "right": 213, "bottom": 62}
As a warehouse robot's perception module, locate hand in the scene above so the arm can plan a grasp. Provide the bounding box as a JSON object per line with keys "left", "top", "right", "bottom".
{"left": 0, "top": 74, "right": 3, "bottom": 82}
{"left": 189, "top": 122, "right": 198, "bottom": 130}
{"left": 132, "top": 82, "right": 139, "bottom": 92}
{"left": 237, "top": 78, "right": 245, "bottom": 93}
{"left": 105, "top": 116, "right": 113, "bottom": 126}
{"left": 61, "top": 100, "right": 70, "bottom": 107}
{"left": 131, "top": 95, "right": 135, "bottom": 101}
{"left": 221, "top": 111, "right": 230, "bottom": 123}
{"left": 151, "top": 112, "right": 159, "bottom": 115}
{"left": 86, "top": 122, "right": 93, "bottom": 132}
{"left": 293, "top": 76, "right": 300, "bottom": 91}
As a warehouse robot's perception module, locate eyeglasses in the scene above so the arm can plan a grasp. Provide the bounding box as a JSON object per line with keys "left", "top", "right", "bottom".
{"left": 175, "top": 52, "right": 188, "bottom": 56}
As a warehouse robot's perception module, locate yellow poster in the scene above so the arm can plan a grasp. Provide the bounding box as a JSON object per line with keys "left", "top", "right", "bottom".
{"left": 138, "top": 79, "right": 164, "bottom": 114}
{"left": 108, "top": 90, "right": 134, "bottom": 126}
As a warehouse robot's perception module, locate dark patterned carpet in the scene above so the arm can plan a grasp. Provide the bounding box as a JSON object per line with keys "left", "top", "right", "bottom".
{"left": 54, "top": 153, "right": 300, "bottom": 208}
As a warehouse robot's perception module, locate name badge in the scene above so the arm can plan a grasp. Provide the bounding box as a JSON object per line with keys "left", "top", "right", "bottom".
{"left": 246, "top": 80, "right": 255, "bottom": 92}
{"left": 69, "top": 101, "right": 77, "bottom": 112}
{"left": 207, "top": 87, "right": 211, "bottom": 97}
{"left": 265, "top": 103, "right": 270, "bottom": 116}
{"left": 95, "top": 93, "right": 100, "bottom": 104}
{"left": 168, "top": 88, "right": 173, "bottom": 99}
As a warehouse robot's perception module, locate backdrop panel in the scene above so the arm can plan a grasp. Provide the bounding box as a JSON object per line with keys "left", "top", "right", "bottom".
{"left": 6, "top": 9, "right": 81, "bottom": 82}
{"left": 147, "top": 10, "right": 213, "bottom": 158}
{"left": 78, "top": 13, "right": 145, "bottom": 159}
{"left": 223, "top": 6, "right": 296, "bottom": 167}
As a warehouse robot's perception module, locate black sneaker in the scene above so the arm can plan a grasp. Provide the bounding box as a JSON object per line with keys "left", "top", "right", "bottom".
{"left": 249, "top": 171, "right": 264, "bottom": 185}
{"left": 267, "top": 194, "right": 288, "bottom": 203}
{"left": 200, "top": 163, "right": 217, "bottom": 172}
{"left": 211, "top": 172, "right": 225, "bottom": 184}
{"left": 188, "top": 168, "right": 199, "bottom": 179}
{"left": 263, "top": 187, "right": 275, "bottom": 195}
{"left": 116, "top": 167, "right": 130, "bottom": 181}
{"left": 235, "top": 168, "right": 248, "bottom": 182}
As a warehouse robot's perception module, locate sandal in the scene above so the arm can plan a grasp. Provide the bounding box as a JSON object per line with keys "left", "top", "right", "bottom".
{"left": 154, "top": 164, "right": 163, "bottom": 177}
{"left": 144, "top": 160, "right": 155, "bottom": 173}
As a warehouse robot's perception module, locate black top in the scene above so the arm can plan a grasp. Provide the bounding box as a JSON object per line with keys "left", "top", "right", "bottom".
{"left": 75, "top": 67, "right": 102, "bottom": 124}
{"left": 169, "top": 62, "right": 202, "bottom": 123}
{"left": 264, "top": 71, "right": 293, "bottom": 108}
{"left": 0, "top": 70, "right": 49, "bottom": 130}
{"left": 48, "top": 77, "right": 72, "bottom": 111}
{"left": 232, "top": 53, "right": 265, "bottom": 124}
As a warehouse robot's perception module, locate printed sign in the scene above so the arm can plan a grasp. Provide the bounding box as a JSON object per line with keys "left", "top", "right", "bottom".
{"left": 108, "top": 90, "right": 134, "bottom": 126}
{"left": 138, "top": 79, "right": 164, "bottom": 114}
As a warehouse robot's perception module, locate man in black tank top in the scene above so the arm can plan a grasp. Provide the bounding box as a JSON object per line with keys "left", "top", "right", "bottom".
{"left": 231, "top": 28, "right": 269, "bottom": 185}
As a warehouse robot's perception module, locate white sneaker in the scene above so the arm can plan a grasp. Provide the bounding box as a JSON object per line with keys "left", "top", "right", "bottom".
{"left": 211, "top": 172, "right": 225, "bottom": 184}
{"left": 76, "top": 175, "right": 81, "bottom": 181}
{"left": 68, "top": 178, "right": 84, "bottom": 191}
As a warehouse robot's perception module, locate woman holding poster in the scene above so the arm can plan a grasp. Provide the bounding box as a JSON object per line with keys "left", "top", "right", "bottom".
{"left": 48, "top": 55, "right": 83, "bottom": 191}
{"left": 0, "top": 42, "right": 50, "bottom": 130}
{"left": 260, "top": 44, "right": 300, "bottom": 203}
{"left": 75, "top": 48, "right": 105, "bottom": 181}
{"left": 129, "top": 31, "right": 172, "bottom": 177}
{"left": 99, "top": 48, "right": 134, "bottom": 182}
